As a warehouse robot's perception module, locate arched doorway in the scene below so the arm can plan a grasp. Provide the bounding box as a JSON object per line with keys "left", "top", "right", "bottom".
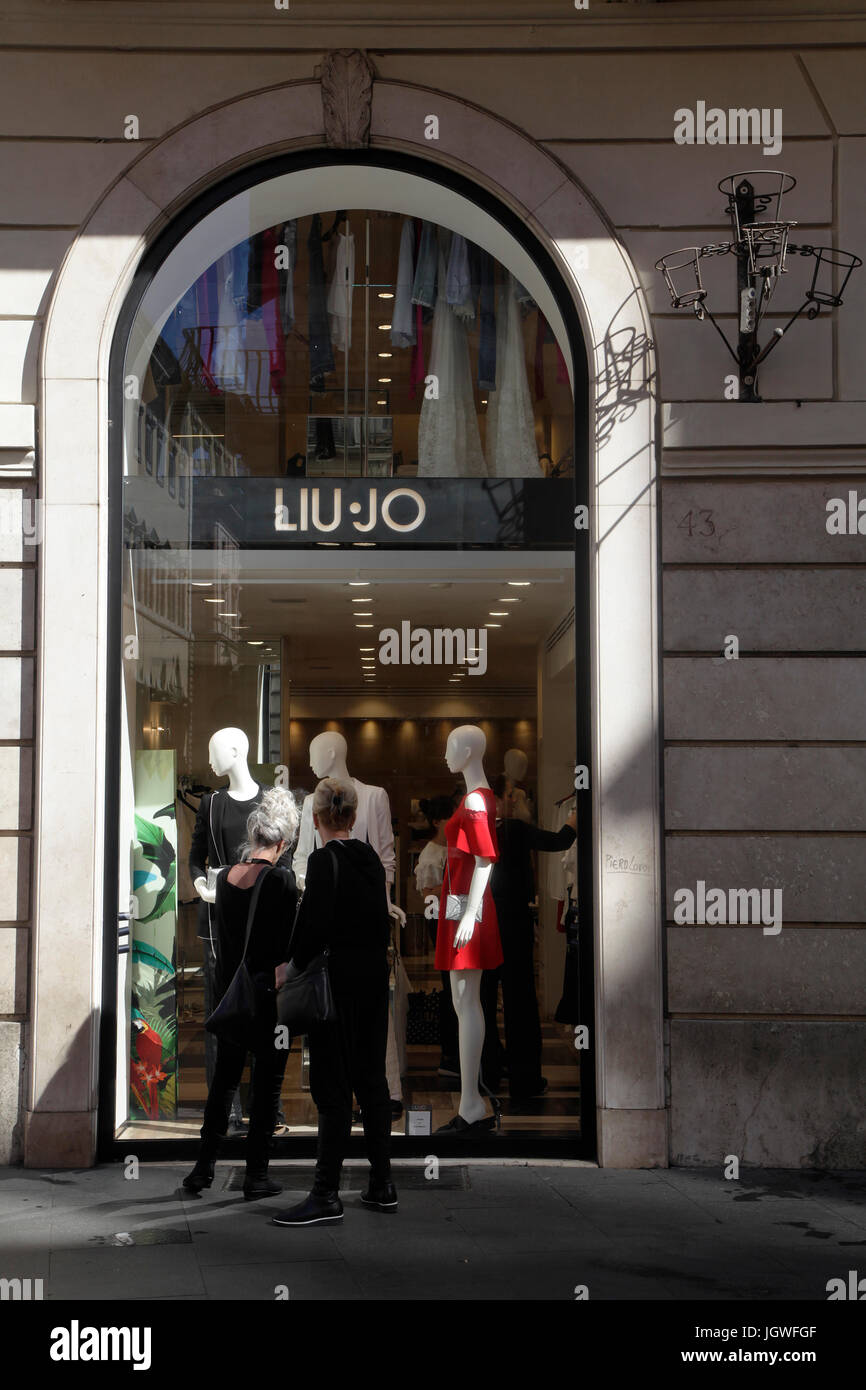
{"left": 30, "top": 83, "right": 663, "bottom": 1170}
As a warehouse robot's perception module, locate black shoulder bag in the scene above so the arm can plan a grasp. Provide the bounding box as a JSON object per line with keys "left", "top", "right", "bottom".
{"left": 205, "top": 864, "right": 272, "bottom": 1048}
{"left": 276, "top": 846, "right": 338, "bottom": 1032}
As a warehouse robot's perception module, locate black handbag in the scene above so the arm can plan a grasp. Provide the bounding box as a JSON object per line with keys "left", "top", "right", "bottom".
{"left": 204, "top": 864, "right": 271, "bottom": 1048}
{"left": 276, "top": 846, "right": 338, "bottom": 1032}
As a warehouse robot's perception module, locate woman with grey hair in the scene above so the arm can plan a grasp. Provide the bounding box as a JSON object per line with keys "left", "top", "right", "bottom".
{"left": 272, "top": 777, "right": 395, "bottom": 1227}
{"left": 184, "top": 786, "right": 299, "bottom": 1201}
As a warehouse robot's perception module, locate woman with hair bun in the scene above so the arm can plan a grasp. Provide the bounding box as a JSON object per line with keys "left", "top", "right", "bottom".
{"left": 183, "top": 786, "right": 299, "bottom": 1201}
{"left": 272, "top": 777, "right": 395, "bottom": 1227}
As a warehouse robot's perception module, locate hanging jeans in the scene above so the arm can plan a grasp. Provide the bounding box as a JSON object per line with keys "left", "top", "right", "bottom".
{"left": 307, "top": 951, "right": 392, "bottom": 1191}
{"left": 278, "top": 220, "right": 297, "bottom": 335}
{"left": 411, "top": 220, "right": 438, "bottom": 308}
{"left": 308, "top": 214, "right": 335, "bottom": 389}
{"left": 478, "top": 249, "right": 497, "bottom": 389}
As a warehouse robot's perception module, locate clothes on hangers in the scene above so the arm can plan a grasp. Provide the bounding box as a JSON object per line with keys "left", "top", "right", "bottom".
{"left": 417, "top": 249, "right": 487, "bottom": 477}
{"left": 277, "top": 220, "right": 298, "bottom": 335}
{"left": 391, "top": 218, "right": 417, "bottom": 348}
{"left": 411, "top": 220, "right": 438, "bottom": 309}
{"left": 446, "top": 233, "right": 472, "bottom": 311}
{"left": 326, "top": 228, "right": 355, "bottom": 353}
{"left": 409, "top": 220, "right": 426, "bottom": 398}
{"left": 485, "top": 274, "right": 542, "bottom": 477}
{"left": 477, "top": 248, "right": 497, "bottom": 390}
{"left": 308, "top": 214, "right": 335, "bottom": 389}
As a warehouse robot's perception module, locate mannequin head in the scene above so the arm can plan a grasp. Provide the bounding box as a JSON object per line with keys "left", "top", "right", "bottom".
{"left": 208, "top": 727, "right": 250, "bottom": 779}
{"left": 445, "top": 724, "right": 486, "bottom": 775}
{"left": 309, "top": 730, "right": 348, "bottom": 779}
{"left": 504, "top": 748, "right": 528, "bottom": 782}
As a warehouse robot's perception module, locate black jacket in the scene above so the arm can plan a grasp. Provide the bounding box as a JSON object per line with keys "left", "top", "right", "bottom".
{"left": 213, "top": 864, "right": 298, "bottom": 998}
{"left": 288, "top": 839, "right": 390, "bottom": 971}
{"left": 491, "top": 818, "right": 576, "bottom": 917}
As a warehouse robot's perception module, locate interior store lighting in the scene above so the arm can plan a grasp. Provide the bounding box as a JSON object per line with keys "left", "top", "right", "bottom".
{"left": 508, "top": 581, "right": 531, "bottom": 587}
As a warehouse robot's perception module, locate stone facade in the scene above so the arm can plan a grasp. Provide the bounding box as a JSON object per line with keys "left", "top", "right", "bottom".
{"left": 1, "top": 0, "right": 864, "bottom": 1168}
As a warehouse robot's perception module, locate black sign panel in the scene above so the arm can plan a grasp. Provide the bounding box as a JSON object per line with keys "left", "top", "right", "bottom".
{"left": 123, "top": 476, "right": 574, "bottom": 550}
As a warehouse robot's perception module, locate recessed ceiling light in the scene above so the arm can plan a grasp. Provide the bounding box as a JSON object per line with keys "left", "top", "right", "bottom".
{"left": 351, "top": 598, "right": 372, "bottom": 603}
{"left": 498, "top": 597, "right": 519, "bottom": 603}
{"left": 378, "top": 291, "right": 394, "bottom": 299}
{"left": 378, "top": 324, "right": 392, "bottom": 331}
{"left": 222, "top": 612, "right": 239, "bottom": 617}
{"left": 317, "top": 542, "right": 339, "bottom": 547}
{"left": 349, "top": 581, "right": 370, "bottom": 587}
{"left": 489, "top": 611, "right": 508, "bottom": 617}
{"left": 378, "top": 352, "right": 392, "bottom": 358}
{"left": 360, "top": 647, "right": 375, "bottom": 652}
{"left": 481, "top": 399, "right": 488, "bottom": 405}
{"left": 356, "top": 623, "right": 374, "bottom": 628}
{"left": 204, "top": 598, "right": 224, "bottom": 604}
{"left": 354, "top": 542, "right": 376, "bottom": 547}
{"left": 377, "top": 400, "right": 387, "bottom": 406}
{"left": 378, "top": 377, "right": 391, "bottom": 383}
{"left": 484, "top": 622, "right": 502, "bottom": 628}
{"left": 247, "top": 640, "right": 264, "bottom": 646}
{"left": 508, "top": 581, "right": 531, "bottom": 587}
{"left": 192, "top": 581, "right": 213, "bottom": 587}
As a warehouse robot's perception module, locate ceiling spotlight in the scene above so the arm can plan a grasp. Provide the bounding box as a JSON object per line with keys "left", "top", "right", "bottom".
{"left": 489, "top": 611, "right": 508, "bottom": 617}
{"left": 360, "top": 647, "right": 375, "bottom": 652}
{"left": 378, "top": 291, "right": 394, "bottom": 299}
{"left": 192, "top": 581, "right": 213, "bottom": 588}
{"left": 247, "top": 640, "right": 264, "bottom": 646}
{"left": 378, "top": 377, "right": 391, "bottom": 383}
{"left": 378, "top": 324, "right": 392, "bottom": 331}
{"left": 484, "top": 622, "right": 502, "bottom": 628}
{"left": 356, "top": 623, "right": 374, "bottom": 628}
{"left": 205, "top": 597, "right": 224, "bottom": 604}
{"left": 508, "top": 581, "right": 531, "bottom": 587}
{"left": 349, "top": 581, "right": 370, "bottom": 587}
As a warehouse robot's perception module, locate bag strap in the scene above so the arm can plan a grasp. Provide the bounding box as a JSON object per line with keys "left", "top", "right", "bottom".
{"left": 239, "top": 863, "right": 272, "bottom": 963}
{"left": 286, "top": 843, "right": 339, "bottom": 961}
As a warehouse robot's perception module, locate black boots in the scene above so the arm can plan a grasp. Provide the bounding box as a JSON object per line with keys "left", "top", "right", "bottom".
{"left": 360, "top": 1179, "right": 398, "bottom": 1212}
{"left": 182, "top": 1156, "right": 215, "bottom": 1193}
{"left": 183, "top": 1134, "right": 219, "bottom": 1193}
{"left": 243, "top": 1160, "right": 282, "bottom": 1202}
{"left": 272, "top": 1190, "right": 344, "bottom": 1226}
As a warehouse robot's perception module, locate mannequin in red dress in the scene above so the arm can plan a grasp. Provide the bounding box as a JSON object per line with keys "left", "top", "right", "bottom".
{"left": 434, "top": 725, "right": 503, "bottom": 1135}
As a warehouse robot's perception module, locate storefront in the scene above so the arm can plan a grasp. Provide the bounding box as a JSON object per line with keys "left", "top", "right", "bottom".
{"left": 103, "top": 150, "right": 593, "bottom": 1159}
{"left": 26, "top": 72, "right": 664, "bottom": 1170}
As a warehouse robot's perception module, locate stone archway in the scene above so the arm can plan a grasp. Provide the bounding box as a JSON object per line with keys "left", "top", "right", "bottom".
{"left": 30, "top": 72, "right": 662, "bottom": 1168}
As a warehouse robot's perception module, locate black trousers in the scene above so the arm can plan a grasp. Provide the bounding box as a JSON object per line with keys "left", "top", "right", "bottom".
{"left": 201, "top": 999, "right": 288, "bottom": 1166}
{"left": 202, "top": 946, "right": 244, "bottom": 1124}
{"left": 425, "top": 918, "right": 459, "bottom": 1060}
{"left": 307, "top": 953, "right": 391, "bottom": 1190}
{"left": 484, "top": 908, "right": 543, "bottom": 1096}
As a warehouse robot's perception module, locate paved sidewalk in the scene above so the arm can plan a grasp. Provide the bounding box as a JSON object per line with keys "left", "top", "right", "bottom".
{"left": 0, "top": 1161, "right": 864, "bottom": 1301}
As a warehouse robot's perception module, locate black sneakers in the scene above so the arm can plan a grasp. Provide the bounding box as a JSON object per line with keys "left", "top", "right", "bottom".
{"left": 360, "top": 1180, "right": 398, "bottom": 1212}
{"left": 272, "top": 1191, "right": 344, "bottom": 1226}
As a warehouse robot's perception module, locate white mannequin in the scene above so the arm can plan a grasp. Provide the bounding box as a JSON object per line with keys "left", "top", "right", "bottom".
{"left": 293, "top": 729, "right": 406, "bottom": 1106}
{"left": 443, "top": 724, "right": 494, "bottom": 1128}
{"left": 295, "top": 731, "right": 405, "bottom": 926}
{"left": 503, "top": 747, "right": 533, "bottom": 823}
{"left": 193, "top": 727, "right": 260, "bottom": 905}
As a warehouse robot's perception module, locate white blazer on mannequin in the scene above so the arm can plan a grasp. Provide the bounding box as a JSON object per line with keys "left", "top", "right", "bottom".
{"left": 292, "top": 778, "right": 396, "bottom": 884}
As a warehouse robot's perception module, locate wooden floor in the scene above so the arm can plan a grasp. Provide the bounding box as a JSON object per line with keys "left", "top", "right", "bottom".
{"left": 122, "top": 926, "right": 581, "bottom": 1143}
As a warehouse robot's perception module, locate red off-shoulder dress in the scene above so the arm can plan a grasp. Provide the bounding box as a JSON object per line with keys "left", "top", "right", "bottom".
{"left": 434, "top": 788, "right": 503, "bottom": 972}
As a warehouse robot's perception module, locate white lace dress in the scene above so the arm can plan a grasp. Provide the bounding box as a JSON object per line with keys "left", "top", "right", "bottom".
{"left": 417, "top": 251, "right": 488, "bottom": 478}
{"left": 485, "top": 274, "right": 542, "bottom": 478}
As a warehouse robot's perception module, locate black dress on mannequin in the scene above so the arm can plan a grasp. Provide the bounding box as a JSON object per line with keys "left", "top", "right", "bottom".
{"left": 189, "top": 785, "right": 263, "bottom": 1124}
